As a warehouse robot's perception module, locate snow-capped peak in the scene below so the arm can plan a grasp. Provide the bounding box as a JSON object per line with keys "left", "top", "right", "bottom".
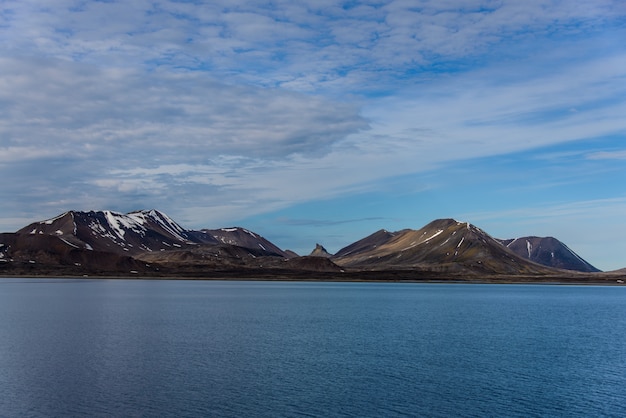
{"left": 128, "top": 209, "right": 188, "bottom": 242}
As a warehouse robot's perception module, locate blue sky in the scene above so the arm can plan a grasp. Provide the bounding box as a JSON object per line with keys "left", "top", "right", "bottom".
{"left": 1, "top": 1, "right": 625, "bottom": 270}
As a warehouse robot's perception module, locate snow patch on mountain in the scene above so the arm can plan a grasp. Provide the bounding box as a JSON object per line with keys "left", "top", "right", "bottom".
{"left": 243, "top": 229, "right": 258, "bottom": 238}
{"left": 43, "top": 211, "right": 69, "bottom": 225}
{"left": 104, "top": 211, "right": 136, "bottom": 240}
{"left": 129, "top": 210, "right": 189, "bottom": 242}
{"left": 422, "top": 229, "right": 444, "bottom": 243}
{"left": 59, "top": 238, "right": 79, "bottom": 248}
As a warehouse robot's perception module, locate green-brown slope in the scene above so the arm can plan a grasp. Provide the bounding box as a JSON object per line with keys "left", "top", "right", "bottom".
{"left": 333, "top": 219, "right": 556, "bottom": 275}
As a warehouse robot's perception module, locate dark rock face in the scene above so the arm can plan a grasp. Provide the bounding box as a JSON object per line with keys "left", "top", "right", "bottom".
{"left": 499, "top": 237, "right": 600, "bottom": 272}
{"left": 309, "top": 244, "right": 333, "bottom": 258}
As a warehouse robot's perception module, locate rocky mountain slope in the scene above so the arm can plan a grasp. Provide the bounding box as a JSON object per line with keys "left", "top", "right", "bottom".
{"left": 0, "top": 231, "right": 149, "bottom": 274}
{"left": 16, "top": 210, "right": 215, "bottom": 256}
{"left": 1, "top": 210, "right": 296, "bottom": 275}
{"left": 499, "top": 236, "right": 600, "bottom": 272}
{"left": 201, "top": 227, "right": 292, "bottom": 258}
{"left": 332, "top": 219, "right": 555, "bottom": 275}
{"left": 309, "top": 244, "right": 333, "bottom": 258}
{"left": 13, "top": 210, "right": 290, "bottom": 257}
{"left": 334, "top": 229, "right": 398, "bottom": 258}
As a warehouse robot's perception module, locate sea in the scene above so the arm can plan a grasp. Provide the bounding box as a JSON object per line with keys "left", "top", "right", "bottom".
{"left": 1, "top": 278, "right": 625, "bottom": 417}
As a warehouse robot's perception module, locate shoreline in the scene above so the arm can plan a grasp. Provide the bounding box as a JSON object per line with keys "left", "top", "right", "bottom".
{"left": 2, "top": 271, "right": 625, "bottom": 285}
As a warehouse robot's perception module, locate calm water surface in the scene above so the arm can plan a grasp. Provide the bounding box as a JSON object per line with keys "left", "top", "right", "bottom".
{"left": 1, "top": 279, "right": 625, "bottom": 417}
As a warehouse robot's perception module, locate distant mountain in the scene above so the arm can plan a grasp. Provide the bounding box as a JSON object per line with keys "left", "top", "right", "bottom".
{"left": 498, "top": 236, "right": 600, "bottom": 272}
{"left": 334, "top": 229, "right": 398, "bottom": 258}
{"left": 284, "top": 249, "right": 300, "bottom": 258}
{"left": 201, "top": 227, "right": 292, "bottom": 258}
{"left": 14, "top": 210, "right": 291, "bottom": 257}
{"left": 333, "top": 219, "right": 554, "bottom": 275}
{"left": 2, "top": 210, "right": 291, "bottom": 274}
{"left": 0, "top": 210, "right": 610, "bottom": 280}
{"left": 309, "top": 244, "right": 333, "bottom": 258}
{"left": 16, "top": 209, "right": 216, "bottom": 256}
{"left": 332, "top": 220, "right": 600, "bottom": 274}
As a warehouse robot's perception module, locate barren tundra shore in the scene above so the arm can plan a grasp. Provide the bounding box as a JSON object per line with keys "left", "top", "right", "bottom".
{"left": 2, "top": 265, "right": 625, "bottom": 285}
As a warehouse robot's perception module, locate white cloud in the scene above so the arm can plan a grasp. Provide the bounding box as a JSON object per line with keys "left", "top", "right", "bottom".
{"left": 0, "top": 56, "right": 368, "bottom": 161}
{"left": 587, "top": 150, "right": 626, "bottom": 160}
{"left": 360, "top": 51, "right": 626, "bottom": 159}
{"left": 0, "top": 146, "right": 66, "bottom": 163}
{"left": 2, "top": 47, "right": 624, "bottom": 230}
{"left": 3, "top": 0, "right": 622, "bottom": 91}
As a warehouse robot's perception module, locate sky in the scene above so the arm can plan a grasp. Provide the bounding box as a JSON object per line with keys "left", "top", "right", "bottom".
{"left": 1, "top": 1, "right": 625, "bottom": 271}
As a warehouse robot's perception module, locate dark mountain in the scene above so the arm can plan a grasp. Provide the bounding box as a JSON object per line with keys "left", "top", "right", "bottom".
{"left": 3, "top": 210, "right": 292, "bottom": 275}
{"left": 14, "top": 210, "right": 293, "bottom": 258}
{"left": 0, "top": 232, "right": 148, "bottom": 274}
{"left": 334, "top": 229, "right": 398, "bottom": 258}
{"left": 284, "top": 249, "right": 300, "bottom": 258}
{"left": 0, "top": 210, "right": 612, "bottom": 280}
{"left": 135, "top": 242, "right": 276, "bottom": 268}
{"left": 0, "top": 234, "right": 10, "bottom": 263}
{"left": 333, "top": 219, "right": 555, "bottom": 275}
{"left": 16, "top": 209, "right": 216, "bottom": 256}
{"left": 309, "top": 244, "right": 333, "bottom": 258}
{"left": 498, "top": 236, "right": 600, "bottom": 272}
{"left": 201, "top": 227, "right": 291, "bottom": 258}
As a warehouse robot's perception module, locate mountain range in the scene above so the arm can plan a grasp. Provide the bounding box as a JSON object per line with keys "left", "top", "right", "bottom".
{"left": 0, "top": 209, "right": 620, "bottom": 282}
